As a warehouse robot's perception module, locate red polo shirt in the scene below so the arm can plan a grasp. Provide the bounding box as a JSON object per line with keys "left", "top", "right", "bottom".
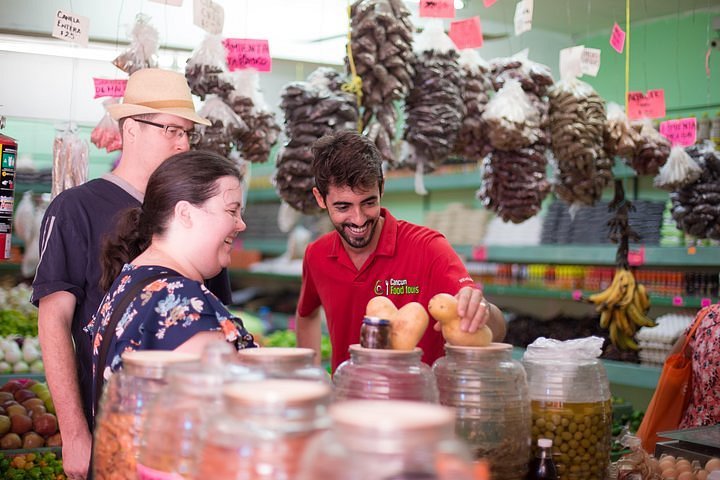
{"left": 297, "top": 208, "right": 476, "bottom": 371}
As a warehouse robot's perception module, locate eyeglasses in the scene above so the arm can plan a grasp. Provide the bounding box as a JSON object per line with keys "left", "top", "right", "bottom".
{"left": 132, "top": 118, "right": 201, "bottom": 144}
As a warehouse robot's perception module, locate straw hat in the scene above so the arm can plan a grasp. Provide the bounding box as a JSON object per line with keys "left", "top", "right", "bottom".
{"left": 107, "top": 68, "right": 210, "bottom": 125}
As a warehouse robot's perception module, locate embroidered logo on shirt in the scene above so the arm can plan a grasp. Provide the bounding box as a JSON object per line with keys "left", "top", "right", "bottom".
{"left": 374, "top": 278, "right": 420, "bottom": 296}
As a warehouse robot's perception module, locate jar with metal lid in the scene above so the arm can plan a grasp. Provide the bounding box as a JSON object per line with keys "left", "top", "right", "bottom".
{"left": 333, "top": 344, "right": 438, "bottom": 402}
{"left": 136, "top": 342, "right": 259, "bottom": 479}
{"left": 93, "top": 350, "right": 200, "bottom": 480}
{"left": 195, "top": 379, "right": 332, "bottom": 479}
{"left": 521, "top": 337, "right": 612, "bottom": 480}
{"left": 298, "top": 400, "right": 478, "bottom": 480}
{"left": 235, "top": 347, "right": 330, "bottom": 383}
{"left": 433, "top": 343, "right": 531, "bottom": 480}
{"left": 360, "top": 316, "right": 392, "bottom": 349}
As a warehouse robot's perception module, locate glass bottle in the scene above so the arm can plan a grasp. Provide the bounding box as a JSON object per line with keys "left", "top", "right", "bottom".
{"left": 92, "top": 350, "right": 200, "bottom": 480}
{"left": 360, "top": 316, "right": 392, "bottom": 349}
{"left": 522, "top": 339, "right": 612, "bottom": 480}
{"left": 298, "top": 400, "right": 477, "bottom": 480}
{"left": 195, "top": 379, "right": 332, "bottom": 479}
{"left": 433, "top": 343, "right": 531, "bottom": 480}
{"left": 333, "top": 344, "right": 438, "bottom": 402}
{"left": 526, "top": 438, "right": 558, "bottom": 480}
{"left": 235, "top": 346, "right": 330, "bottom": 383}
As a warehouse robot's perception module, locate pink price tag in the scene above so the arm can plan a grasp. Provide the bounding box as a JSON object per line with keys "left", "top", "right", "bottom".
{"left": 449, "top": 17, "right": 483, "bottom": 49}
{"left": 572, "top": 290, "right": 583, "bottom": 301}
{"left": 93, "top": 78, "right": 127, "bottom": 98}
{"left": 672, "top": 296, "right": 684, "bottom": 307}
{"left": 627, "top": 89, "right": 666, "bottom": 120}
{"left": 701, "top": 298, "right": 712, "bottom": 308}
{"left": 483, "top": 0, "right": 497, "bottom": 6}
{"left": 223, "top": 38, "right": 271, "bottom": 72}
{"left": 419, "top": 0, "right": 455, "bottom": 18}
{"left": 659, "top": 118, "right": 697, "bottom": 147}
{"left": 472, "top": 245, "right": 488, "bottom": 261}
{"left": 610, "top": 23, "right": 626, "bottom": 54}
{"left": 627, "top": 247, "right": 645, "bottom": 266}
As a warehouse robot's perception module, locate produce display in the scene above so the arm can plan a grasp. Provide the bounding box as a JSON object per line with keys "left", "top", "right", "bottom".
{"left": 669, "top": 143, "right": 720, "bottom": 240}
{"left": 348, "top": 0, "right": 415, "bottom": 164}
{"left": 428, "top": 293, "right": 493, "bottom": 347}
{"left": 401, "top": 24, "right": 464, "bottom": 175}
{"left": 0, "top": 337, "right": 43, "bottom": 375}
{"left": 616, "top": 451, "right": 720, "bottom": 479}
{"left": 548, "top": 78, "right": 612, "bottom": 207}
{"left": 452, "top": 50, "right": 494, "bottom": 162}
{"left": 0, "top": 452, "right": 66, "bottom": 480}
{"left": 0, "top": 379, "right": 59, "bottom": 450}
{"left": 275, "top": 68, "right": 359, "bottom": 214}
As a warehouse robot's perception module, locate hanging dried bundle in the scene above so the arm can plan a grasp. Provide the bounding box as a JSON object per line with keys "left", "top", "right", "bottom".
{"left": 452, "top": 50, "right": 494, "bottom": 162}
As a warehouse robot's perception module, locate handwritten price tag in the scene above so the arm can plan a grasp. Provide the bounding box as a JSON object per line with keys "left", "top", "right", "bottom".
{"left": 223, "top": 38, "right": 271, "bottom": 72}
{"left": 672, "top": 296, "right": 684, "bottom": 307}
{"left": 514, "top": 0, "right": 533, "bottom": 35}
{"left": 51, "top": 10, "right": 90, "bottom": 47}
{"left": 472, "top": 245, "right": 488, "bottom": 261}
{"left": 610, "top": 23, "right": 626, "bottom": 53}
{"left": 581, "top": 48, "right": 601, "bottom": 77}
{"left": 572, "top": 290, "right": 583, "bottom": 301}
{"left": 193, "top": 0, "right": 224, "bottom": 35}
{"left": 449, "top": 17, "right": 483, "bottom": 49}
{"left": 659, "top": 118, "right": 697, "bottom": 147}
{"left": 419, "top": 0, "right": 455, "bottom": 18}
{"left": 701, "top": 298, "right": 712, "bottom": 308}
{"left": 93, "top": 78, "right": 127, "bottom": 98}
{"left": 627, "top": 89, "right": 666, "bottom": 120}
{"left": 627, "top": 247, "right": 645, "bottom": 267}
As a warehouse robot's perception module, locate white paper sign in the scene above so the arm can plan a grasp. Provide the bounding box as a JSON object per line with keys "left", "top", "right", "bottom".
{"left": 514, "top": 0, "right": 533, "bottom": 35}
{"left": 581, "top": 47, "right": 601, "bottom": 77}
{"left": 148, "top": 0, "right": 183, "bottom": 5}
{"left": 559, "top": 45, "right": 584, "bottom": 80}
{"left": 51, "top": 10, "right": 90, "bottom": 47}
{"left": 193, "top": 0, "right": 224, "bottom": 35}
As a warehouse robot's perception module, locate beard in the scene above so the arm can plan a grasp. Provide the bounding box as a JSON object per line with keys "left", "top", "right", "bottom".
{"left": 335, "top": 217, "right": 378, "bottom": 249}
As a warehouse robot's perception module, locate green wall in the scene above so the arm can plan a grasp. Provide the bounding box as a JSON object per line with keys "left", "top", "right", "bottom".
{"left": 578, "top": 11, "right": 720, "bottom": 118}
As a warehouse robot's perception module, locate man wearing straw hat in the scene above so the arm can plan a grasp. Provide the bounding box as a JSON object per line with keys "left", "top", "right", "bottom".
{"left": 30, "top": 68, "right": 224, "bottom": 479}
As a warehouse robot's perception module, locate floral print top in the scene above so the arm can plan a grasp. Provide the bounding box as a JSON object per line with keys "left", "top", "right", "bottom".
{"left": 86, "top": 264, "right": 256, "bottom": 404}
{"left": 680, "top": 304, "right": 720, "bottom": 428}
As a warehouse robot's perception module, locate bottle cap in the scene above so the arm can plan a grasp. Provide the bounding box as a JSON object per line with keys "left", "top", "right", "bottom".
{"left": 538, "top": 438, "right": 553, "bottom": 448}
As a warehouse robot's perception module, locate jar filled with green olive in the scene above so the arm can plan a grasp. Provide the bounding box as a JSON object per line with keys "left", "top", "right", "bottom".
{"left": 522, "top": 337, "right": 612, "bottom": 480}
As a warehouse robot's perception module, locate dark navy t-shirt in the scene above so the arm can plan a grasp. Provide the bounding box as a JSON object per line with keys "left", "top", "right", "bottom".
{"left": 31, "top": 178, "right": 232, "bottom": 429}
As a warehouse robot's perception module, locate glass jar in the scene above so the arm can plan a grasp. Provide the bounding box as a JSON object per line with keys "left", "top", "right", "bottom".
{"left": 195, "top": 379, "right": 332, "bottom": 479}
{"left": 433, "top": 343, "right": 531, "bottom": 480}
{"left": 333, "top": 344, "right": 438, "bottom": 402}
{"left": 92, "top": 350, "right": 200, "bottom": 480}
{"left": 298, "top": 400, "right": 477, "bottom": 480}
{"left": 360, "top": 316, "right": 392, "bottom": 349}
{"left": 522, "top": 340, "right": 612, "bottom": 480}
{"left": 235, "top": 347, "right": 330, "bottom": 383}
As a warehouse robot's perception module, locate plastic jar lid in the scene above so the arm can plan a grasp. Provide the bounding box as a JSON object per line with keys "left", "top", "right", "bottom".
{"left": 538, "top": 438, "right": 553, "bottom": 448}
{"left": 236, "top": 347, "right": 315, "bottom": 363}
{"left": 121, "top": 350, "right": 201, "bottom": 379}
{"left": 223, "top": 379, "right": 331, "bottom": 407}
{"left": 330, "top": 400, "right": 454, "bottom": 432}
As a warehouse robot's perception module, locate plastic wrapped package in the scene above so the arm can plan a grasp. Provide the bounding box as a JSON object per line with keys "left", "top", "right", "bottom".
{"left": 603, "top": 102, "right": 640, "bottom": 160}
{"left": 401, "top": 21, "right": 465, "bottom": 178}
{"left": 193, "top": 95, "right": 247, "bottom": 156}
{"left": 628, "top": 120, "right": 670, "bottom": 176}
{"left": 349, "top": 0, "right": 415, "bottom": 164}
{"left": 112, "top": 13, "right": 159, "bottom": 74}
{"left": 185, "top": 34, "right": 234, "bottom": 100}
{"left": 654, "top": 145, "right": 702, "bottom": 191}
{"left": 91, "top": 99, "right": 122, "bottom": 153}
{"left": 548, "top": 78, "right": 612, "bottom": 207}
{"left": 453, "top": 49, "right": 494, "bottom": 162}
{"left": 52, "top": 127, "right": 89, "bottom": 198}
{"left": 483, "top": 80, "right": 543, "bottom": 152}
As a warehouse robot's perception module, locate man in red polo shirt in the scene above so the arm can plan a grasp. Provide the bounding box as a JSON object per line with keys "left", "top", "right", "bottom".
{"left": 296, "top": 130, "right": 506, "bottom": 371}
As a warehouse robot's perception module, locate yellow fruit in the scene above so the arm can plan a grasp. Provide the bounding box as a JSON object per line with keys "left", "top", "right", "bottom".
{"left": 390, "top": 302, "right": 429, "bottom": 351}
{"left": 366, "top": 296, "right": 398, "bottom": 320}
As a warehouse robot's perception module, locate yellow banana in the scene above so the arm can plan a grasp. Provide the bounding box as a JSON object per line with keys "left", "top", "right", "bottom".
{"left": 599, "top": 308, "right": 612, "bottom": 329}
{"left": 609, "top": 320, "right": 620, "bottom": 347}
{"left": 626, "top": 301, "right": 657, "bottom": 328}
{"left": 616, "top": 271, "right": 637, "bottom": 308}
{"left": 614, "top": 308, "right": 636, "bottom": 337}
{"left": 635, "top": 283, "right": 651, "bottom": 312}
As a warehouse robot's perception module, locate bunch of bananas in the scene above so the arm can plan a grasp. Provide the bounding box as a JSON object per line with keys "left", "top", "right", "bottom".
{"left": 587, "top": 268, "right": 656, "bottom": 350}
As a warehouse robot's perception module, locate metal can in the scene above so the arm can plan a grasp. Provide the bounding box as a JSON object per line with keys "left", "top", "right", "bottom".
{"left": 359, "top": 316, "right": 391, "bottom": 349}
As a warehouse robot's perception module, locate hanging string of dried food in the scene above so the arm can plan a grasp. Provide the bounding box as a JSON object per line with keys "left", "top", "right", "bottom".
{"left": 452, "top": 50, "right": 494, "bottom": 162}
{"left": 348, "top": 0, "right": 414, "bottom": 164}
{"left": 184, "top": 34, "right": 235, "bottom": 100}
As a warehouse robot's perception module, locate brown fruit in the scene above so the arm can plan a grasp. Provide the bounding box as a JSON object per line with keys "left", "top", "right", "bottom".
{"left": 428, "top": 293, "right": 493, "bottom": 347}
{"left": 5, "top": 404, "right": 27, "bottom": 417}
{"left": 390, "top": 302, "right": 429, "bottom": 351}
{"left": 33, "top": 413, "right": 58, "bottom": 437}
{"left": 22, "top": 431, "right": 45, "bottom": 449}
{"left": 10, "top": 414, "right": 32, "bottom": 435}
{"left": 0, "top": 415, "right": 9, "bottom": 435}
{"left": 21, "top": 398, "right": 44, "bottom": 410}
{"left": 366, "top": 296, "right": 398, "bottom": 321}
{"left": 0, "top": 392, "right": 13, "bottom": 403}
{"left": 28, "top": 404, "right": 47, "bottom": 418}
{"left": 0, "top": 432, "right": 21, "bottom": 449}
{"left": 0, "top": 380, "right": 23, "bottom": 394}
{"left": 14, "top": 389, "right": 37, "bottom": 403}
{"left": 46, "top": 432, "right": 62, "bottom": 447}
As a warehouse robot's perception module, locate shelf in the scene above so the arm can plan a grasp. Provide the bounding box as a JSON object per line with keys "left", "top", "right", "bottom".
{"left": 456, "top": 245, "right": 720, "bottom": 267}
{"left": 482, "top": 284, "right": 716, "bottom": 309}
{"left": 511, "top": 347, "right": 661, "bottom": 390}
